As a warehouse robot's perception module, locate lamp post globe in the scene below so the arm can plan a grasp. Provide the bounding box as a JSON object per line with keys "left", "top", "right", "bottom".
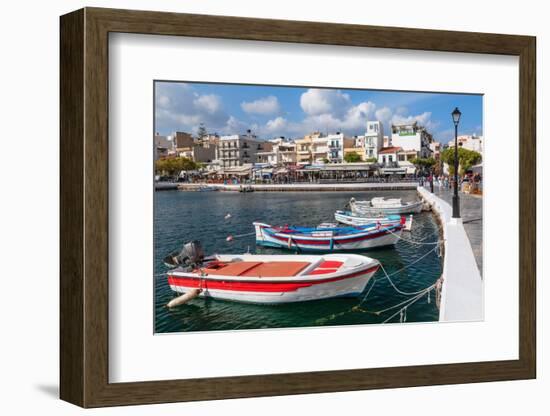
{"left": 451, "top": 107, "right": 461, "bottom": 218}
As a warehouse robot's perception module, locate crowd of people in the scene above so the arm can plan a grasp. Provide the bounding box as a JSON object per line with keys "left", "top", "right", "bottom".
{"left": 422, "top": 172, "right": 482, "bottom": 194}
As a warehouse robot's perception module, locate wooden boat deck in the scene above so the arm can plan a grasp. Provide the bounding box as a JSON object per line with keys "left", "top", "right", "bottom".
{"left": 203, "top": 261, "right": 311, "bottom": 277}
{"left": 201, "top": 259, "right": 345, "bottom": 278}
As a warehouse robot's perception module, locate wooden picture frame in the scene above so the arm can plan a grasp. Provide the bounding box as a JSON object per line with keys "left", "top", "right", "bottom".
{"left": 60, "top": 7, "right": 536, "bottom": 408}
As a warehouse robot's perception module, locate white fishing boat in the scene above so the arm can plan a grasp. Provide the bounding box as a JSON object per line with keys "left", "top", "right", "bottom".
{"left": 167, "top": 249, "right": 381, "bottom": 304}
{"left": 349, "top": 197, "right": 423, "bottom": 215}
{"left": 335, "top": 210, "right": 413, "bottom": 231}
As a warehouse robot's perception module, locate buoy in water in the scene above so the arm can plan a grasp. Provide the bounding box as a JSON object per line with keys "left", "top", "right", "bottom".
{"left": 224, "top": 213, "right": 232, "bottom": 219}
{"left": 226, "top": 235, "right": 234, "bottom": 242}
{"left": 167, "top": 288, "right": 202, "bottom": 308}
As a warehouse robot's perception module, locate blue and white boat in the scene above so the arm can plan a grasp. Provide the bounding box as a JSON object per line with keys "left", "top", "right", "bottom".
{"left": 253, "top": 219, "right": 404, "bottom": 252}
{"left": 335, "top": 210, "right": 413, "bottom": 231}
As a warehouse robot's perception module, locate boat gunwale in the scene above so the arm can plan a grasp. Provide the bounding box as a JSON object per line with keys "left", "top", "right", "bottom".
{"left": 167, "top": 263, "right": 380, "bottom": 284}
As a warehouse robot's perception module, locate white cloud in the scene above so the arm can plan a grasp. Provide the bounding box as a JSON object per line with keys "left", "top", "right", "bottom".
{"left": 241, "top": 96, "right": 280, "bottom": 115}
{"left": 342, "top": 101, "right": 377, "bottom": 130}
{"left": 256, "top": 99, "right": 377, "bottom": 138}
{"left": 264, "top": 116, "right": 288, "bottom": 134}
{"left": 375, "top": 107, "right": 393, "bottom": 125}
{"left": 395, "top": 106, "right": 408, "bottom": 116}
{"left": 392, "top": 111, "right": 436, "bottom": 130}
{"left": 155, "top": 83, "right": 447, "bottom": 141}
{"left": 300, "top": 89, "right": 351, "bottom": 117}
{"left": 155, "top": 83, "right": 228, "bottom": 135}
{"left": 193, "top": 94, "right": 222, "bottom": 114}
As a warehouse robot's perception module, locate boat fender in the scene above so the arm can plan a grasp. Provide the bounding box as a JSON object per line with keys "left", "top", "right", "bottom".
{"left": 167, "top": 288, "right": 202, "bottom": 308}
{"left": 226, "top": 235, "right": 234, "bottom": 242}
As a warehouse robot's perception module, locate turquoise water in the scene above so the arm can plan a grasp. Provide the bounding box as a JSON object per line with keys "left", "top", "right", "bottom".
{"left": 154, "top": 190, "right": 442, "bottom": 333}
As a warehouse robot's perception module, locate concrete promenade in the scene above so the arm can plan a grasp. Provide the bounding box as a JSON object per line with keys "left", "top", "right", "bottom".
{"left": 178, "top": 182, "right": 418, "bottom": 192}
{"left": 426, "top": 184, "right": 483, "bottom": 275}
{"left": 418, "top": 187, "right": 483, "bottom": 322}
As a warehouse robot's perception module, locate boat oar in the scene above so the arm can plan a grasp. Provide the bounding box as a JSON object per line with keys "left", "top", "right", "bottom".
{"left": 166, "top": 288, "right": 202, "bottom": 308}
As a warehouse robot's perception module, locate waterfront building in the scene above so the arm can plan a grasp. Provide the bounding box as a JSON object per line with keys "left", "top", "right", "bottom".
{"left": 180, "top": 145, "right": 216, "bottom": 163}
{"left": 298, "top": 162, "right": 378, "bottom": 181}
{"left": 377, "top": 146, "right": 416, "bottom": 176}
{"left": 173, "top": 131, "right": 195, "bottom": 155}
{"left": 352, "top": 121, "right": 384, "bottom": 160}
{"left": 447, "top": 134, "right": 483, "bottom": 156}
{"left": 326, "top": 133, "right": 354, "bottom": 163}
{"left": 377, "top": 146, "right": 402, "bottom": 165}
{"left": 168, "top": 131, "right": 217, "bottom": 163}
{"left": 199, "top": 133, "right": 220, "bottom": 148}
{"left": 295, "top": 132, "right": 322, "bottom": 166}
{"left": 217, "top": 130, "right": 266, "bottom": 168}
{"left": 364, "top": 120, "right": 384, "bottom": 159}
{"left": 429, "top": 141, "right": 442, "bottom": 160}
{"left": 383, "top": 136, "right": 391, "bottom": 147}
{"left": 391, "top": 122, "right": 433, "bottom": 158}
{"left": 343, "top": 146, "right": 367, "bottom": 161}
{"left": 312, "top": 134, "right": 330, "bottom": 163}
{"left": 154, "top": 133, "right": 175, "bottom": 160}
{"left": 256, "top": 137, "right": 295, "bottom": 167}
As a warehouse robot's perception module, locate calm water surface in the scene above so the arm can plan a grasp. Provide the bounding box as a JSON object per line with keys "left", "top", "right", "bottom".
{"left": 154, "top": 190, "right": 442, "bottom": 333}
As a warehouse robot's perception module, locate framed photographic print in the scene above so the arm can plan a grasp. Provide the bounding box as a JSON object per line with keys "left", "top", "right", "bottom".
{"left": 60, "top": 7, "right": 536, "bottom": 408}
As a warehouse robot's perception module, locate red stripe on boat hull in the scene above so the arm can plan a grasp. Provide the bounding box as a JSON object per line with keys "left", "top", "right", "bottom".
{"left": 268, "top": 228, "right": 400, "bottom": 246}
{"left": 168, "top": 265, "right": 379, "bottom": 293}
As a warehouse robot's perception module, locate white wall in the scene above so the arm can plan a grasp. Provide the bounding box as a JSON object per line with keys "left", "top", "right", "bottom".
{"left": 0, "top": 1, "right": 546, "bottom": 415}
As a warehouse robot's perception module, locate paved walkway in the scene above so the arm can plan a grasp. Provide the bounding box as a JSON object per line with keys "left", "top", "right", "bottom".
{"left": 424, "top": 184, "right": 483, "bottom": 275}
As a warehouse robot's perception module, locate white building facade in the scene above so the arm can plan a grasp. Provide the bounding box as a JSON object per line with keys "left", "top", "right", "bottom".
{"left": 448, "top": 134, "right": 483, "bottom": 156}
{"left": 217, "top": 131, "right": 265, "bottom": 168}
{"left": 364, "top": 120, "right": 384, "bottom": 159}
{"left": 391, "top": 122, "right": 433, "bottom": 158}
{"left": 256, "top": 138, "right": 296, "bottom": 166}
{"left": 326, "top": 133, "right": 345, "bottom": 163}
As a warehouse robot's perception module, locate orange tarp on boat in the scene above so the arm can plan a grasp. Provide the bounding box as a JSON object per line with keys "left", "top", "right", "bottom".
{"left": 240, "top": 261, "right": 311, "bottom": 277}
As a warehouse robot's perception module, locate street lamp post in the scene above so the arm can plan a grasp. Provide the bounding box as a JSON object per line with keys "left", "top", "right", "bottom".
{"left": 451, "top": 107, "right": 462, "bottom": 218}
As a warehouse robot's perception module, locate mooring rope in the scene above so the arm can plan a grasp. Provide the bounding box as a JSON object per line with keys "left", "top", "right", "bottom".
{"left": 379, "top": 224, "right": 442, "bottom": 245}
{"left": 316, "top": 244, "right": 442, "bottom": 325}
{"left": 381, "top": 290, "right": 433, "bottom": 324}
{"left": 231, "top": 231, "right": 256, "bottom": 239}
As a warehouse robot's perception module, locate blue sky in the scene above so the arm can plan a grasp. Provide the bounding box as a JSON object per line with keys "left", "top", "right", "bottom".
{"left": 155, "top": 81, "right": 482, "bottom": 144}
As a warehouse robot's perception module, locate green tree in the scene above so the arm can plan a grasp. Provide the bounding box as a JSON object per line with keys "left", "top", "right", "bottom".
{"left": 344, "top": 152, "right": 362, "bottom": 163}
{"left": 365, "top": 157, "right": 378, "bottom": 163}
{"left": 410, "top": 157, "right": 436, "bottom": 170}
{"left": 441, "top": 147, "right": 482, "bottom": 175}
{"left": 155, "top": 157, "right": 200, "bottom": 176}
{"left": 196, "top": 123, "right": 207, "bottom": 141}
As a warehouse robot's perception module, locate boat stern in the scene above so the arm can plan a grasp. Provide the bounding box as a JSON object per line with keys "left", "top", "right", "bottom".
{"left": 253, "top": 222, "right": 270, "bottom": 243}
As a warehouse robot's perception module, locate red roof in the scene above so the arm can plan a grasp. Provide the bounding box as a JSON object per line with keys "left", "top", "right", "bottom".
{"left": 378, "top": 146, "right": 402, "bottom": 154}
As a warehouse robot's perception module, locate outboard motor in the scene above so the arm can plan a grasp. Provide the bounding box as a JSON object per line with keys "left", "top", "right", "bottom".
{"left": 163, "top": 240, "right": 205, "bottom": 268}
{"left": 181, "top": 240, "right": 205, "bottom": 267}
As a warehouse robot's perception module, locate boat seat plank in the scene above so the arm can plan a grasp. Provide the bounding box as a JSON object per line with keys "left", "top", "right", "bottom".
{"left": 240, "top": 261, "right": 311, "bottom": 277}
{"left": 204, "top": 261, "right": 262, "bottom": 276}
